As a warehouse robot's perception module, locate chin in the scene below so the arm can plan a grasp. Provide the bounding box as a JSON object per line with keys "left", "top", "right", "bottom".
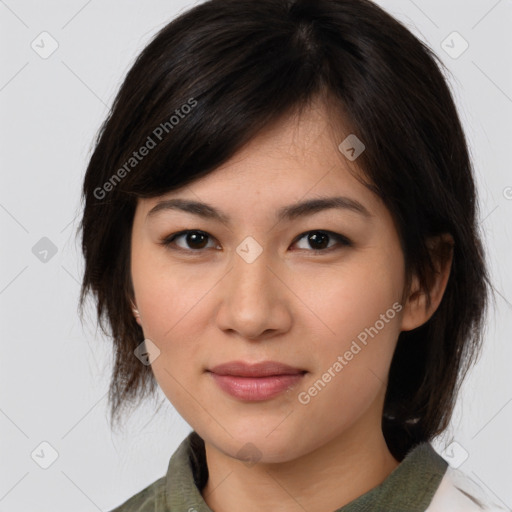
{"left": 203, "top": 423, "right": 309, "bottom": 464}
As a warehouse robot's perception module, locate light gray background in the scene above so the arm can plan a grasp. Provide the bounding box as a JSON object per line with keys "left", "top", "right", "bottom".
{"left": 1, "top": 1, "right": 511, "bottom": 511}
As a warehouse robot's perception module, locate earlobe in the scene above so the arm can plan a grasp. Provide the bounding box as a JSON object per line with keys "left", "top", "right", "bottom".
{"left": 131, "top": 300, "right": 142, "bottom": 326}
{"left": 400, "top": 274, "right": 427, "bottom": 332}
{"left": 400, "top": 234, "right": 454, "bottom": 332}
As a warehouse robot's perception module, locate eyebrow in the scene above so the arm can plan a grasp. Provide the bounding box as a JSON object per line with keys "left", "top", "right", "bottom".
{"left": 146, "top": 196, "right": 372, "bottom": 225}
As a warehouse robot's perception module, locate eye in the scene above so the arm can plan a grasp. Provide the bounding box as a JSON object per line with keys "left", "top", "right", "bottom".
{"left": 291, "top": 230, "right": 352, "bottom": 252}
{"left": 160, "top": 230, "right": 221, "bottom": 252}
{"left": 160, "top": 229, "right": 351, "bottom": 254}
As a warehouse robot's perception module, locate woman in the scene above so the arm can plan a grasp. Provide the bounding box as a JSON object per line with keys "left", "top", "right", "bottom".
{"left": 79, "top": 0, "right": 505, "bottom": 510}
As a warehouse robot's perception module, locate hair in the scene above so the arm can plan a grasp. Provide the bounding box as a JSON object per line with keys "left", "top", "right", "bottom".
{"left": 78, "top": 0, "right": 491, "bottom": 461}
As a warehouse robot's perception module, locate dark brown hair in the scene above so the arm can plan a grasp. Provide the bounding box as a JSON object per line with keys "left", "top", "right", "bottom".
{"left": 78, "top": 0, "right": 490, "bottom": 460}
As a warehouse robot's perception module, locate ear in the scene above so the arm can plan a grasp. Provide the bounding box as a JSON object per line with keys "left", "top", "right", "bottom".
{"left": 400, "top": 234, "right": 454, "bottom": 332}
{"left": 131, "top": 300, "right": 143, "bottom": 326}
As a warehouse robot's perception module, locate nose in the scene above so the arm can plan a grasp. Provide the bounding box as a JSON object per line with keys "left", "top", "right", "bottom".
{"left": 214, "top": 245, "right": 292, "bottom": 341}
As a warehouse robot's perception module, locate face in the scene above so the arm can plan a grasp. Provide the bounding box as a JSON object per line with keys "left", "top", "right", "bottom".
{"left": 130, "top": 103, "right": 410, "bottom": 463}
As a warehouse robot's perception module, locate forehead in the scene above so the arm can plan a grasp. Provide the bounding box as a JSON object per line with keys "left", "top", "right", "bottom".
{"left": 137, "top": 103, "right": 383, "bottom": 218}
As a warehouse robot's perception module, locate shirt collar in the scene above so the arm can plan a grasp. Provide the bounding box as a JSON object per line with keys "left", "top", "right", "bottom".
{"left": 165, "top": 431, "right": 447, "bottom": 511}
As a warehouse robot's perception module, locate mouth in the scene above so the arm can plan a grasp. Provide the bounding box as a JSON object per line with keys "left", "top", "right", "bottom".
{"left": 207, "top": 360, "right": 307, "bottom": 401}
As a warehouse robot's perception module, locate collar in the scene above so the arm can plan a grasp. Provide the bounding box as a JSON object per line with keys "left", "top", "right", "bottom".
{"left": 165, "top": 431, "right": 448, "bottom": 512}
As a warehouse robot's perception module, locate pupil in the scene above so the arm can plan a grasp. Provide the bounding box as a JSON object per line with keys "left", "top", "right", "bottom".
{"left": 184, "top": 232, "right": 330, "bottom": 250}
{"left": 188, "top": 232, "right": 207, "bottom": 249}
{"left": 309, "top": 232, "right": 328, "bottom": 249}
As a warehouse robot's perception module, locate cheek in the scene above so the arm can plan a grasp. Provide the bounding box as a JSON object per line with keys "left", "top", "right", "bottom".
{"left": 131, "top": 238, "right": 213, "bottom": 340}
{"left": 130, "top": 247, "right": 216, "bottom": 407}
{"left": 132, "top": 261, "right": 213, "bottom": 417}
{"left": 294, "top": 255, "right": 403, "bottom": 407}
{"left": 296, "top": 292, "right": 401, "bottom": 442}
{"left": 134, "top": 272, "right": 212, "bottom": 353}
{"left": 295, "top": 252, "right": 403, "bottom": 349}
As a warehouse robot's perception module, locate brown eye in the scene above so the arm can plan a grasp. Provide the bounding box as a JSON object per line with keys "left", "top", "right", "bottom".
{"left": 161, "top": 230, "right": 219, "bottom": 251}
{"left": 182, "top": 231, "right": 209, "bottom": 249}
{"left": 292, "top": 230, "right": 352, "bottom": 252}
{"left": 306, "top": 232, "right": 329, "bottom": 250}
{"left": 160, "top": 229, "right": 351, "bottom": 255}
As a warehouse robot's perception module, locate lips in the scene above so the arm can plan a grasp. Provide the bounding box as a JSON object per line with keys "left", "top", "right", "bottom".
{"left": 208, "top": 360, "right": 306, "bottom": 377}
{"left": 207, "top": 360, "right": 307, "bottom": 401}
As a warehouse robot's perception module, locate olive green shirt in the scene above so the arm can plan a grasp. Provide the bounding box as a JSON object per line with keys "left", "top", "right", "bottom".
{"left": 108, "top": 430, "right": 448, "bottom": 512}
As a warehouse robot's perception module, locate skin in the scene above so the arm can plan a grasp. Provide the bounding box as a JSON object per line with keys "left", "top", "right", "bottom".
{"left": 130, "top": 100, "right": 452, "bottom": 512}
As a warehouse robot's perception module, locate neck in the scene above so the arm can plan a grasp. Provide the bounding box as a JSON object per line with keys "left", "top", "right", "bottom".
{"left": 201, "top": 423, "right": 399, "bottom": 512}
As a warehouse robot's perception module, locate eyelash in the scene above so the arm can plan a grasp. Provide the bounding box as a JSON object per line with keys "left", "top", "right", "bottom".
{"left": 158, "top": 229, "right": 352, "bottom": 254}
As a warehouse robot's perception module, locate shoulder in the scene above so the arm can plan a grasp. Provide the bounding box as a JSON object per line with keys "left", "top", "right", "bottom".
{"left": 106, "top": 431, "right": 205, "bottom": 512}
{"left": 107, "top": 475, "right": 168, "bottom": 512}
{"left": 425, "top": 465, "right": 508, "bottom": 512}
